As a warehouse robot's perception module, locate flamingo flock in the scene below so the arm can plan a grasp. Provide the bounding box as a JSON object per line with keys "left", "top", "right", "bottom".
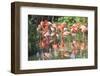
{"left": 36, "top": 19, "right": 87, "bottom": 60}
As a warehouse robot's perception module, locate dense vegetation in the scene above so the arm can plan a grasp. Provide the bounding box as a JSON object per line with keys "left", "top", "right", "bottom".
{"left": 28, "top": 15, "right": 88, "bottom": 60}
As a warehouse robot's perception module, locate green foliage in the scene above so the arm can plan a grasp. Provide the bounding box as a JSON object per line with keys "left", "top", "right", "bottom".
{"left": 28, "top": 15, "right": 40, "bottom": 56}
{"left": 57, "top": 16, "right": 88, "bottom": 26}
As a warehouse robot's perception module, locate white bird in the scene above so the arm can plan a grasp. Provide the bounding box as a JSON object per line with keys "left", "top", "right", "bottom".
{"left": 52, "top": 24, "right": 57, "bottom": 28}
{"left": 80, "top": 25, "right": 87, "bottom": 32}
{"left": 64, "top": 28, "right": 67, "bottom": 31}
{"left": 50, "top": 32, "right": 55, "bottom": 37}
{"left": 50, "top": 27, "right": 55, "bottom": 32}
